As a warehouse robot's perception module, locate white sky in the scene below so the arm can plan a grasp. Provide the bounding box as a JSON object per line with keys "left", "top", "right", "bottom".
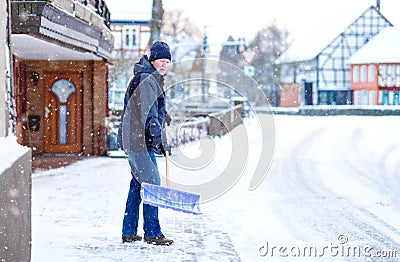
{"left": 106, "top": 0, "right": 400, "bottom": 52}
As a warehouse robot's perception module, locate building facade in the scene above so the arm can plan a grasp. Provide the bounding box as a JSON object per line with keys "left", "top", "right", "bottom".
{"left": 108, "top": 20, "right": 150, "bottom": 117}
{"left": 11, "top": 0, "right": 113, "bottom": 156}
{"left": 110, "top": 20, "right": 151, "bottom": 60}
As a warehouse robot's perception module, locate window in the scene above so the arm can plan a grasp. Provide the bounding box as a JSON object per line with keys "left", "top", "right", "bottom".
{"left": 360, "top": 65, "right": 367, "bottom": 82}
{"left": 378, "top": 64, "right": 386, "bottom": 86}
{"left": 368, "top": 65, "right": 374, "bottom": 82}
{"left": 396, "top": 65, "right": 400, "bottom": 87}
{"left": 361, "top": 90, "right": 368, "bottom": 105}
{"left": 132, "top": 30, "right": 137, "bottom": 46}
{"left": 353, "top": 90, "right": 360, "bottom": 105}
{"left": 353, "top": 65, "right": 359, "bottom": 82}
{"left": 380, "top": 90, "right": 389, "bottom": 105}
{"left": 369, "top": 91, "right": 376, "bottom": 105}
{"left": 387, "top": 64, "right": 395, "bottom": 87}
{"left": 391, "top": 64, "right": 396, "bottom": 80}
{"left": 125, "top": 30, "right": 130, "bottom": 46}
{"left": 319, "top": 92, "right": 328, "bottom": 105}
{"left": 393, "top": 91, "right": 399, "bottom": 105}
{"left": 51, "top": 79, "right": 76, "bottom": 144}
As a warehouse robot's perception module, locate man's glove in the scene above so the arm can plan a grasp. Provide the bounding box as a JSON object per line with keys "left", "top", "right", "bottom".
{"left": 152, "top": 143, "right": 164, "bottom": 155}
{"left": 164, "top": 113, "right": 172, "bottom": 126}
{"left": 151, "top": 133, "right": 162, "bottom": 147}
{"left": 152, "top": 143, "right": 172, "bottom": 156}
{"left": 162, "top": 143, "right": 172, "bottom": 156}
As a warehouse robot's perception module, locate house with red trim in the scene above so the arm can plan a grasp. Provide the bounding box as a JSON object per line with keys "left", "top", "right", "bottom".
{"left": 347, "top": 26, "right": 400, "bottom": 105}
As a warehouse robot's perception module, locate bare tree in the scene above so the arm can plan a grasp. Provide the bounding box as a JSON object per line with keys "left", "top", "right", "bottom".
{"left": 109, "top": 55, "right": 135, "bottom": 90}
{"left": 148, "top": 0, "right": 164, "bottom": 47}
{"left": 160, "top": 8, "right": 202, "bottom": 101}
{"left": 162, "top": 8, "right": 201, "bottom": 43}
{"left": 161, "top": 8, "right": 201, "bottom": 69}
{"left": 249, "top": 21, "right": 290, "bottom": 106}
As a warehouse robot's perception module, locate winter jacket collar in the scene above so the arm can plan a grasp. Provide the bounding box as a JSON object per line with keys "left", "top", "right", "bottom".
{"left": 134, "top": 55, "right": 165, "bottom": 86}
{"left": 134, "top": 55, "right": 157, "bottom": 75}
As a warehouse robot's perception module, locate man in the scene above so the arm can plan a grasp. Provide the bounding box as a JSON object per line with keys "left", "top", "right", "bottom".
{"left": 117, "top": 41, "right": 173, "bottom": 246}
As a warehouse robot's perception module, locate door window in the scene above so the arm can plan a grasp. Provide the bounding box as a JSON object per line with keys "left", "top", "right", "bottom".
{"left": 51, "top": 79, "right": 76, "bottom": 144}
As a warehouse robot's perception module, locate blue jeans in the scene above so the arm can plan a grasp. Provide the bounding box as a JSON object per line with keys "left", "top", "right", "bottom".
{"left": 122, "top": 151, "right": 162, "bottom": 238}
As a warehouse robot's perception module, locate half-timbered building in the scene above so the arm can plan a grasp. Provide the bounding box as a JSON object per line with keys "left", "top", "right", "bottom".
{"left": 278, "top": 5, "right": 392, "bottom": 106}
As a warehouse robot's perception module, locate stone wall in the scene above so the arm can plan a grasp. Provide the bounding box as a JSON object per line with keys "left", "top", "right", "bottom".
{"left": 0, "top": 138, "right": 32, "bottom": 262}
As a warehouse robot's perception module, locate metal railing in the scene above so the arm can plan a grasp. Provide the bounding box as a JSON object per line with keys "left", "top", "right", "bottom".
{"left": 52, "top": 0, "right": 110, "bottom": 28}
{"left": 169, "top": 105, "right": 244, "bottom": 147}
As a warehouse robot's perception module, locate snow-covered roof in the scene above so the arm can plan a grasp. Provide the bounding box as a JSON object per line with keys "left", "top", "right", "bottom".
{"left": 278, "top": 6, "right": 375, "bottom": 63}
{"left": 346, "top": 26, "right": 400, "bottom": 64}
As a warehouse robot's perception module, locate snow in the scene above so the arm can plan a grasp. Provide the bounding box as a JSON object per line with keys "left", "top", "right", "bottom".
{"left": 0, "top": 136, "right": 30, "bottom": 174}
{"left": 29, "top": 114, "right": 400, "bottom": 261}
{"left": 346, "top": 26, "right": 400, "bottom": 64}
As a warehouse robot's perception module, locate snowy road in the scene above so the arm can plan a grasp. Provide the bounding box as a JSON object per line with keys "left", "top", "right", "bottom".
{"left": 254, "top": 116, "right": 400, "bottom": 261}
{"left": 32, "top": 115, "right": 400, "bottom": 261}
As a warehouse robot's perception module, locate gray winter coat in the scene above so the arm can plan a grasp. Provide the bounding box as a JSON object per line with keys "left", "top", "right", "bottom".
{"left": 117, "top": 55, "right": 166, "bottom": 153}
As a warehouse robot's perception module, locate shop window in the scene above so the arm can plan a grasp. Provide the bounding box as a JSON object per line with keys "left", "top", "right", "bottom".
{"left": 388, "top": 91, "right": 394, "bottom": 105}
{"left": 328, "top": 91, "right": 336, "bottom": 105}
{"left": 380, "top": 90, "right": 389, "bottom": 105}
{"left": 393, "top": 91, "right": 399, "bottom": 105}
{"left": 361, "top": 90, "right": 368, "bottom": 105}
{"left": 337, "top": 91, "right": 352, "bottom": 105}
{"left": 368, "top": 91, "right": 376, "bottom": 105}
{"left": 319, "top": 92, "right": 328, "bottom": 105}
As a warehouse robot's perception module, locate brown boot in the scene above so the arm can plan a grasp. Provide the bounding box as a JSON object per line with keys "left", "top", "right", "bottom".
{"left": 122, "top": 235, "right": 142, "bottom": 243}
{"left": 144, "top": 234, "right": 174, "bottom": 246}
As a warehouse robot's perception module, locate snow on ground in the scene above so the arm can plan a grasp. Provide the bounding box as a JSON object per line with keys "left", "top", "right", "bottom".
{"left": 32, "top": 114, "right": 400, "bottom": 261}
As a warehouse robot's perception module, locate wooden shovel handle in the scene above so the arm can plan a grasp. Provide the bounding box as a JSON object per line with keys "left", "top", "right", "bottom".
{"left": 164, "top": 123, "right": 170, "bottom": 187}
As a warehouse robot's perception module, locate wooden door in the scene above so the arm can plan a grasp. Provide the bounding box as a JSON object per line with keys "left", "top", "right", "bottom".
{"left": 304, "top": 82, "right": 313, "bottom": 106}
{"left": 44, "top": 72, "right": 82, "bottom": 154}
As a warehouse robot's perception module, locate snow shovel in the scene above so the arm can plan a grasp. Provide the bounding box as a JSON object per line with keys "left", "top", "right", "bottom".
{"left": 140, "top": 182, "right": 202, "bottom": 215}
{"left": 140, "top": 124, "right": 202, "bottom": 215}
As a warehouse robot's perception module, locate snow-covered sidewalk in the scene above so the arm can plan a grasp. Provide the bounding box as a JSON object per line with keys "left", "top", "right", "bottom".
{"left": 32, "top": 156, "right": 240, "bottom": 262}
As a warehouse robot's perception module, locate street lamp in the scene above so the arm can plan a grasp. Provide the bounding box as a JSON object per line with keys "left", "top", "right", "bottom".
{"left": 201, "top": 25, "right": 208, "bottom": 103}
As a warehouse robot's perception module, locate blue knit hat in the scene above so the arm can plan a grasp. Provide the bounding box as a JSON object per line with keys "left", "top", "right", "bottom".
{"left": 149, "top": 41, "right": 171, "bottom": 61}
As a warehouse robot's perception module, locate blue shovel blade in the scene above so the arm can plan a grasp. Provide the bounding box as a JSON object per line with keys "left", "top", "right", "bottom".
{"left": 140, "top": 183, "right": 202, "bottom": 215}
